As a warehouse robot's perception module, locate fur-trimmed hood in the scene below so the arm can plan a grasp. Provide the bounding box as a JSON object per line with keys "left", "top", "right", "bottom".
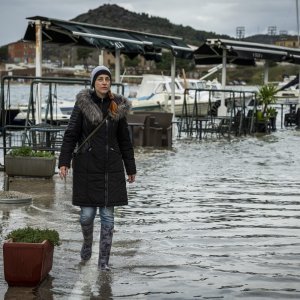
{"left": 75, "top": 89, "right": 131, "bottom": 125}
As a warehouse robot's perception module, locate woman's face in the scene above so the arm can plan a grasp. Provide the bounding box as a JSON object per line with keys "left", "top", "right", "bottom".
{"left": 94, "top": 74, "right": 111, "bottom": 98}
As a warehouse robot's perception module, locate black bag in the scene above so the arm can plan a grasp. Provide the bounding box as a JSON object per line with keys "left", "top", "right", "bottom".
{"left": 72, "top": 115, "right": 108, "bottom": 158}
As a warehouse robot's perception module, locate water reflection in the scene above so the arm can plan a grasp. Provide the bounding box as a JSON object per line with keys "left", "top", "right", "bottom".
{"left": 0, "top": 129, "right": 300, "bottom": 299}
{"left": 64, "top": 261, "right": 113, "bottom": 299}
{"left": 9, "top": 177, "right": 56, "bottom": 209}
{"left": 4, "top": 276, "right": 54, "bottom": 299}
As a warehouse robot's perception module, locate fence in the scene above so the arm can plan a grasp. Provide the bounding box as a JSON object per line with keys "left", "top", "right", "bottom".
{"left": 0, "top": 75, "right": 125, "bottom": 156}
{"left": 177, "top": 88, "right": 258, "bottom": 139}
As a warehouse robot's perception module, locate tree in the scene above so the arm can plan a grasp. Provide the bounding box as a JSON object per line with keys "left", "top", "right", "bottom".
{"left": 125, "top": 56, "right": 140, "bottom": 68}
{"left": 0, "top": 45, "right": 8, "bottom": 62}
{"left": 156, "top": 51, "right": 194, "bottom": 75}
{"left": 257, "top": 83, "right": 277, "bottom": 116}
{"left": 77, "top": 47, "right": 94, "bottom": 68}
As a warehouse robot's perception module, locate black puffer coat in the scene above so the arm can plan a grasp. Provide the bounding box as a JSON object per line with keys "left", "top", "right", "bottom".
{"left": 58, "top": 89, "right": 136, "bottom": 207}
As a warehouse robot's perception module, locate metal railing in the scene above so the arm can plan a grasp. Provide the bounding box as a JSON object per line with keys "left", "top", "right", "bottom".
{"left": 0, "top": 75, "right": 125, "bottom": 156}
{"left": 177, "top": 88, "right": 258, "bottom": 139}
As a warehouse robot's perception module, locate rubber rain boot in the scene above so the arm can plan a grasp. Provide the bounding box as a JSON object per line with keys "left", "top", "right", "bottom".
{"left": 80, "top": 223, "right": 93, "bottom": 261}
{"left": 98, "top": 224, "right": 114, "bottom": 270}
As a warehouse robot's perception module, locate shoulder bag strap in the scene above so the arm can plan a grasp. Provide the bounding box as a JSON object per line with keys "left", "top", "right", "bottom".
{"left": 74, "top": 115, "right": 108, "bottom": 155}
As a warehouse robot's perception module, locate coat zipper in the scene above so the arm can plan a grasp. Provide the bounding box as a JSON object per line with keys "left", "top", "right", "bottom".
{"left": 105, "top": 118, "right": 109, "bottom": 207}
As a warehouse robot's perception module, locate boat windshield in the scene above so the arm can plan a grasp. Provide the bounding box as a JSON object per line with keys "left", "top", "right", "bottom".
{"left": 155, "top": 83, "right": 167, "bottom": 93}
{"left": 155, "top": 82, "right": 182, "bottom": 94}
{"left": 60, "top": 107, "right": 73, "bottom": 115}
{"left": 188, "top": 82, "right": 198, "bottom": 89}
{"left": 197, "top": 81, "right": 207, "bottom": 89}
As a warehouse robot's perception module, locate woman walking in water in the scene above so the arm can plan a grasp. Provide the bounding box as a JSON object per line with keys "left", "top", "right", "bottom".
{"left": 58, "top": 65, "right": 136, "bottom": 270}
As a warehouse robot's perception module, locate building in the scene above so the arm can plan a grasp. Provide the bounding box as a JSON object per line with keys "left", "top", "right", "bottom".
{"left": 275, "top": 37, "right": 299, "bottom": 48}
{"left": 8, "top": 40, "right": 35, "bottom": 63}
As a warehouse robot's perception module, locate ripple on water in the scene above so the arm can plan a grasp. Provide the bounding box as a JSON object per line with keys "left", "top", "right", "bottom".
{"left": 0, "top": 130, "right": 300, "bottom": 299}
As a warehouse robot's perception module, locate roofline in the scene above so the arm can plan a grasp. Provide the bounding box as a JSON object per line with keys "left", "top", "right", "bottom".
{"left": 169, "top": 45, "right": 194, "bottom": 52}
{"left": 72, "top": 31, "right": 153, "bottom": 46}
{"left": 207, "top": 38, "right": 300, "bottom": 54}
{"left": 26, "top": 16, "right": 184, "bottom": 41}
{"left": 229, "top": 45, "right": 288, "bottom": 56}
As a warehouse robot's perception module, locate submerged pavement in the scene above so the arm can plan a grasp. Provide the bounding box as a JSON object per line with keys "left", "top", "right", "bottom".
{"left": 0, "top": 129, "right": 300, "bottom": 299}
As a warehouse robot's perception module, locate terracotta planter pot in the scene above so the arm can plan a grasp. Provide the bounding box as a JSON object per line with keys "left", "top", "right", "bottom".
{"left": 3, "top": 239, "right": 54, "bottom": 287}
{"left": 4, "top": 156, "right": 56, "bottom": 178}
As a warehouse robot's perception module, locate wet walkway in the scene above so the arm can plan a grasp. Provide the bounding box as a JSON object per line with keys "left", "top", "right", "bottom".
{"left": 0, "top": 128, "right": 300, "bottom": 299}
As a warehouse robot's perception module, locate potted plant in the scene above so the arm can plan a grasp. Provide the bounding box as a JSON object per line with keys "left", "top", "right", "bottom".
{"left": 4, "top": 146, "right": 56, "bottom": 178}
{"left": 3, "top": 227, "right": 60, "bottom": 287}
{"left": 256, "top": 84, "right": 278, "bottom": 132}
{"left": 266, "top": 106, "right": 278, "bottom": 131}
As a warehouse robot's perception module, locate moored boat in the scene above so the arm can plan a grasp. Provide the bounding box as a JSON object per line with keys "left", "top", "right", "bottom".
{"left": 13, "top": 99, "right": 74, "bottom": 126}
{"left": 129, "top": 74, "right": 217, "bottom": 117}
{"left": 275, "top": 75, "right": 300, "bottom": 99}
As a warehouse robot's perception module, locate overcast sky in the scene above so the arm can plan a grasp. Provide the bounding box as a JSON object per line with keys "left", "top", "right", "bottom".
{"left": 0, "top": 0, "right": 299, "bottom": 47}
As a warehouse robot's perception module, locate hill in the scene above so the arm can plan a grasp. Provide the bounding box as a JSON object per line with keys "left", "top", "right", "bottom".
{"left": 72, "top": 4, "right": 231, "bottom": 46}
{"left": 70, "top": 4, "right": 299, "bottom": 83}
{"left": 72, "top": 4, "right": 297, "bottom": 46}
{"left": 2, "top": 4, "right": 298, "bottom": 84}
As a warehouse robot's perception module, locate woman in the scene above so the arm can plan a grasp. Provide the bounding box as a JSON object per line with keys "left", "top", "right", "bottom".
{"left": 58, "top": 65, "right": 136, "bottom": 270}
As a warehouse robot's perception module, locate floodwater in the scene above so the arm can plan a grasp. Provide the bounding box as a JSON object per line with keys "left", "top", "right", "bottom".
{"left": 0, "top": 127, "right": 300, "bottom": 299}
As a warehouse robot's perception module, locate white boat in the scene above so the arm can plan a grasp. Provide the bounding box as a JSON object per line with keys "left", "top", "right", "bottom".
{"left": 13, "top": 99, "right": 74, "bottom": 126}
{"left": 184, "top": 78, "right": 223, "bottom": 98}
{"left": 275, "top": 75, "right": 300, "bottom": 99}
{"left": 0, "top": 107, "right": 21, "bottom": 126}
{"left": 129, "top": 74, "right": 217, "bottom": 117}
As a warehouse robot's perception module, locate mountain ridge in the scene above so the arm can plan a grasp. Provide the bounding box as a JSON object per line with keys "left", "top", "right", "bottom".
{"left": 71, "top": 4, "right": 294, "bottom": 46}
{"left": 71, "top": 4, "right": 231, "bottom": 46}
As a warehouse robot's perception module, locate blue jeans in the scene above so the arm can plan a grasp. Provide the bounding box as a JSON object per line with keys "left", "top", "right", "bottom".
{"left": 80, "top": 206, "right": 114, "bottom": 227}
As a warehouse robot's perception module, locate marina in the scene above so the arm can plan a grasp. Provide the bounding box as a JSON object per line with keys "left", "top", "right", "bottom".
{"left": 128, "top": 73, "right": 221, "bottom": 117}
{"left": 0, "top": 127, "right": 299, "bottom": 299}
{"left": 0, "top": 70, "right": 299, "bottom": 300}
{"left": 0, "top": 76, "right": 299, "bottom": 156}
{"left": 1, "top": 12, "right": 300, "bottom": 299}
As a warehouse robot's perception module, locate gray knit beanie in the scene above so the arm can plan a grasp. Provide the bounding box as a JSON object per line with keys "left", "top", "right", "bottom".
{"left": 90, "top": 65, "right": 112, "bottom": 88}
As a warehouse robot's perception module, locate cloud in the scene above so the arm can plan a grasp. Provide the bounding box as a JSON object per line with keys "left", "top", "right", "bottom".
{"left": 0, "top": 0, "right": 299, "bottom": 47}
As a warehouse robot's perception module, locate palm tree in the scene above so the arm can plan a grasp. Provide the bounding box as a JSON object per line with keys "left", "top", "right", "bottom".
{"left": 257, "top": 84, "right": 277, "bottom": 116}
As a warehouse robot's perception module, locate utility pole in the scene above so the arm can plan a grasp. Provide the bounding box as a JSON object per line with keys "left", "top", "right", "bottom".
{"left": 296, "top": 0, "right": 300, "bottom": 106}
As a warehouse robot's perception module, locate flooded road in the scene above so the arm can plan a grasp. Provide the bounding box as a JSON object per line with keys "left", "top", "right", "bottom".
{"left": 0, "top": 128, "right": 300, "bottom": 299}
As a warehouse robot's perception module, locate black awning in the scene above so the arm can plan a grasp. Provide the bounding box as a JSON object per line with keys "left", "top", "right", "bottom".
{"left": 194, "top": 39, "right": 300, "bottom": 66}
{"left": 23, "top": 16, "right": 193, "bottom": 60}
{"left": 194, "top": 42, "right": 256, "bottom": 66}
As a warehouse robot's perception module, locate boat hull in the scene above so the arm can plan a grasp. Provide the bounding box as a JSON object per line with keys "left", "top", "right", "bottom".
{"left": 0, "top": 108, "right": 20, "bottom": 126}
{"left": 131, "top": 95, "right": 215, "bottom": 117}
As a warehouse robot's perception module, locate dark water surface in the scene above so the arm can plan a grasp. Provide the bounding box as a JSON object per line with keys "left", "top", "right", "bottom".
{"left": 0, "top": 128, "right": 300, "bottom": 299}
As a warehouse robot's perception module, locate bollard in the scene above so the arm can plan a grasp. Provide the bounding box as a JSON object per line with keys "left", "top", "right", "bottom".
{"left": 4, "top": 175, "right": 9, "bottom": 191}
{"left": 296, "top": 108, "right": 300, "bottom": 129}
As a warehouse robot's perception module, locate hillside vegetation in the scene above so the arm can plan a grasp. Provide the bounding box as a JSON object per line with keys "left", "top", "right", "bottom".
{"left": 1, "top": 4, "right": 298, "bottom": 84}
{"left": 71, "top": 4, "right": 299, "bottom": 84}
{"left": 72, "top": 4, "right": 230, "bottom": 46}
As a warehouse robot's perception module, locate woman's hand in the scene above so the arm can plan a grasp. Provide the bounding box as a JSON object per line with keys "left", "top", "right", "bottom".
{"left": 127, "top": 174, "right": 136, "bottom": 183}
{"left": 59, "top": 166, "right": 69, "bottom": 180}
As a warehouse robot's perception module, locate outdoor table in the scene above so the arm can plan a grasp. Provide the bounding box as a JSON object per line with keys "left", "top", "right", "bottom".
{"left": 29, "top": 125, "right": 67, "bottom": 150}
{"left": 127, "top": 122, "right": 144, "bottom": 146}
